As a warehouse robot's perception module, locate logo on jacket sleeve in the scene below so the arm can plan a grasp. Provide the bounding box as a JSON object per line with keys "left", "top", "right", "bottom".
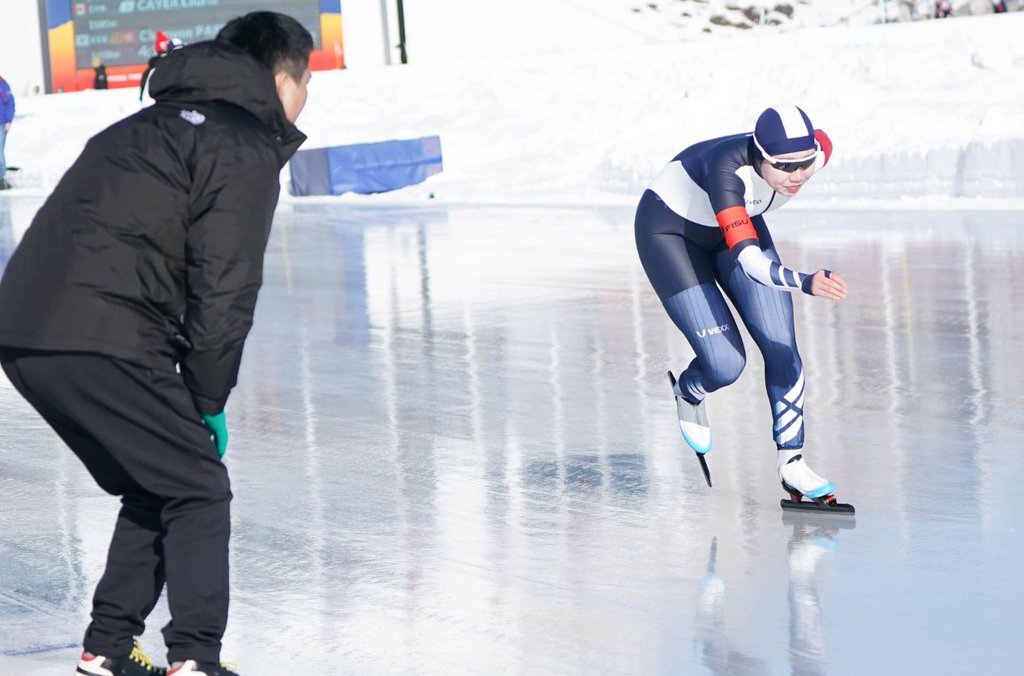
{"left": 179, "top": 110, "right": 206, "bottom": 126}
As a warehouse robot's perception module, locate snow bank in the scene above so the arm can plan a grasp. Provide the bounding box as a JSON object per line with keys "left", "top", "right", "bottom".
{"left": 4, "top": 12, "right": 1022, "bottom": 206}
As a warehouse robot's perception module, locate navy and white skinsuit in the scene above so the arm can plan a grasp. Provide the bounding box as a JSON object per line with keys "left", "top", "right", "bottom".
{"left": 634, "top": 130, "right": 832, "bottom": 450}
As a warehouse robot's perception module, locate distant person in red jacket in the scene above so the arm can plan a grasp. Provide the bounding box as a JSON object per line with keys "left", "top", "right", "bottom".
{"left": 140, "top": 31, "right": 185, "bottom": 103}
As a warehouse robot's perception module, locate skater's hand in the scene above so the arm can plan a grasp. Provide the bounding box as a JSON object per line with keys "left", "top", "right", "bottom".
{"left": 807, "top": 269, "right": 846, "bottom": 301}
{"left": 201, "top": 411, "right": 229, "bottom": 458}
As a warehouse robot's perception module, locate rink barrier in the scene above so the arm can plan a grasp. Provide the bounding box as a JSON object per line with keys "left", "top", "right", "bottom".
{"left": 604, "top": 137, "right": 1024, "bottom": 202}
{"left": 288, "top": 136, "right": 443, "bottom": 196}
{"left": 810, "top": 138, "right": 1024, "bottom": 200}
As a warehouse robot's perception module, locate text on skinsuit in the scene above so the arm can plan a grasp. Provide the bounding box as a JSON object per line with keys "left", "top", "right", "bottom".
{"left": 697, "top": 325, "right": 730, "bottom": 338}
{"left": 716, "top": 206, "right": 757, "bottom": 248}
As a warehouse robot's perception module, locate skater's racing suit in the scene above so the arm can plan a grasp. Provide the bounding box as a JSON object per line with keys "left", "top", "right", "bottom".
{"left": 634, "top": 130, "right": 832, "bottom": 449}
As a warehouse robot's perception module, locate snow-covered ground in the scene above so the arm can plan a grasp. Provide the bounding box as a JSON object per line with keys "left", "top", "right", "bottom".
{"left": 2, "top": 6, "right": 1022, "bottom": 207}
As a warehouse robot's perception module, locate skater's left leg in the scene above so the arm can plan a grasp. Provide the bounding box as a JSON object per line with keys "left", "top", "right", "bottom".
{"left": 713, "top": 221, "right": 833, "bottom": 497}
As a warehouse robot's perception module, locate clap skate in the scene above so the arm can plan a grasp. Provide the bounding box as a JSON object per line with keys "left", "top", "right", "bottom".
{"left": 778, "top": 454, "right": 854, "bottom": 514}
{"left": 667, "top": 371, "right": 712, "bottom": 487}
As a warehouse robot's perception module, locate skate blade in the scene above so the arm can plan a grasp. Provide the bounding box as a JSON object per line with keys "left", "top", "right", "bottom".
{"left": 780, "top": 498, "right": 855, "bottom": 515}
{"left": 696, "top": 452, "right": 712, "bottom": 487}
{"left": 668, "top": 371, "right": 712, "bottom": 488}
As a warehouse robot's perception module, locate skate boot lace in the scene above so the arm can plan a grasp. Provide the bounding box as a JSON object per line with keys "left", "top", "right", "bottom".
{"left": 128, "top": 640, "right": 161, "bottom": 672}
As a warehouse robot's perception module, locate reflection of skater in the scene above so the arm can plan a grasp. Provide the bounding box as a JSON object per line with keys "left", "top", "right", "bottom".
{"left": 694, "top": 537, "right": 768, "bottom": 674}
{"left": 0, "top": 11, "right": 313, "bottom": 676}
{"left": 785, "top": 515, "right": 851, "bottom": 675}
{"left": 635, "top": 105, "right": 849, "bottom": 507}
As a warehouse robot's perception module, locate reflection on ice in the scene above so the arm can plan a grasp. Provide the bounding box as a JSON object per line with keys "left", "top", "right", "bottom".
{"left": 0, "top": 200, "right": 1022, "bottom": 674}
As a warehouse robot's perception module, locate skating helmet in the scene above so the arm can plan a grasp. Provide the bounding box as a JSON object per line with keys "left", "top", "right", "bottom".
{"left": 753, "top": 105, "right": 816, "bottom": 158}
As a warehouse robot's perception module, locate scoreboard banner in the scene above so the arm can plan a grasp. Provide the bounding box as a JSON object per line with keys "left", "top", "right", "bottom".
{"left": 39, "top": 0, "right": 343, "bottom": 92}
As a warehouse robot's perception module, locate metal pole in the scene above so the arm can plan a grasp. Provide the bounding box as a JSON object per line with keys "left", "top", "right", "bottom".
{"left": 37, "top": 0, "right": 54, "bottom": 93}
{"left": 396, "top": 0, "right": 408, "bottom": 64}
{"left": 379, "top": 0, "right": 392, "bottom": 65}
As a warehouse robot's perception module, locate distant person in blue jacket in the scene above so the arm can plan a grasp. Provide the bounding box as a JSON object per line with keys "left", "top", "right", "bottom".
{"left": 0, "top": 74, "right": 14, "bottom": 190}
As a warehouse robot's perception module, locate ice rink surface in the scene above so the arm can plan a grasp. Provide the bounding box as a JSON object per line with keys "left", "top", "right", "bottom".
{"left": 1, "top": 197, "right": 1021, "bottom": 675}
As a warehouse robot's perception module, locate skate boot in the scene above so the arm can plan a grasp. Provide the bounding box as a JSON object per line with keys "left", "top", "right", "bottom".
{"left": 778, "top": 453, "right": 854, "bottom": 514}
{"left": 667, "top": 371, "right": 712, "bottom": 486}
{"left": 76, "top": 639, "right": 166, "bottom": 675}
{"left": 168, "top": 660, "right": 239, "bottom": 676}
{"left": 670, "top": 375, "right": 711, "bottom": 455}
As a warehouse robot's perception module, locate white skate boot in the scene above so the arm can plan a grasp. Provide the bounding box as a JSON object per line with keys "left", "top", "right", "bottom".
{"left": 778, "top": 453, "right": 834, "bottom": 500}
{"left": 667, "top": 371, "right": 712, "bottom": 487}
{"left": 778, "top": 452, "right": 855, "bottom": 514}
{"left": 669, "top": 372, "right": 711, "bottom": 454}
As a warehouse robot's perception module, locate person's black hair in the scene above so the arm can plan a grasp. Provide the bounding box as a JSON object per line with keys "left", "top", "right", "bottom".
{"left": 216, "top": 11, "right": 314, "bottom": 81}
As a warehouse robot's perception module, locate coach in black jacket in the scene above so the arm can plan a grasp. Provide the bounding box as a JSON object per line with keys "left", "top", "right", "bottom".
{"left": 0, "top": 12, "right": 312, "bottom": 676}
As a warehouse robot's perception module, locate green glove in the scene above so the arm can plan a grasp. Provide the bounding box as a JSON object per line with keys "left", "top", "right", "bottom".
{"left": 201, "top": 411, "right": 229, "bottom": 458}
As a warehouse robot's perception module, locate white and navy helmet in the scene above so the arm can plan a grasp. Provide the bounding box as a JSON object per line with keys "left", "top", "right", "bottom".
{"left": 753, "top": 105, "right": 816, "bottom": 158}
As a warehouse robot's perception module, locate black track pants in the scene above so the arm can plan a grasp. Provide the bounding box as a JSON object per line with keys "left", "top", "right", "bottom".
{"left": 0, "top": 348, "right": 231, "bottom": 664}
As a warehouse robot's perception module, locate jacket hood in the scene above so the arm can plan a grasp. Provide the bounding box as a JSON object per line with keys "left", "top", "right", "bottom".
{"left": 149, "top": 41, "right": 305, "bottom": 159}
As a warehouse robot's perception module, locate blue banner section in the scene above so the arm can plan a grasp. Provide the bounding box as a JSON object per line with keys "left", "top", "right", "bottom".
{"left": 46, "top": 0, "right": 71, "bottom": 27}
{"left": 289, "top": 136, "right": 443, "bottom": 196}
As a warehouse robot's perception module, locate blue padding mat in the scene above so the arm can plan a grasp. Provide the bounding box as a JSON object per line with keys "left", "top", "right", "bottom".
{"left": 289, "top": 136, "right": 443, "bottom": 196}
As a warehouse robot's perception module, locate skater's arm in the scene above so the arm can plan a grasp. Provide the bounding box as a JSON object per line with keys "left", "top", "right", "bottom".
{"left": 181, "top": 141, "right": 280, "bottom": 415}
{"left": 706, "top": 140, "right": 831, "bottom": 294}
{"left": 734, "top": 245, "right": 846, "bottom": 298}
{"left": 712, "top": 208, "right": 812, "bottom": 294}
{"left": 802, "top": 269, "right": 847, "bottom": 300}
{"left": 733, "top": 241, "right": 809, "bottom": 293}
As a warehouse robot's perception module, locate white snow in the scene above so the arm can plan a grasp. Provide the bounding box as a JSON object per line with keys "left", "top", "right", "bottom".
{"left": 1, "top": 3, "right": 1022, "bottom": 206}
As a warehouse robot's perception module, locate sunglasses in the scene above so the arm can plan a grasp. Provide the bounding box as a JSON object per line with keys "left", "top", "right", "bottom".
{"left": 768, "top": 153, "right": 819, "bottom": 172}
{"left": 753, "top": 136, "right": 821, "bottom": 173}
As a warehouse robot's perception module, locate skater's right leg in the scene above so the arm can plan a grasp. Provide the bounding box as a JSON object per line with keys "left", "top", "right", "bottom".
{"left": 662, "top": 285, "right": 745, "bottom": 453}
{"left": 662, "top": 286, "right": 746, "bottom": 399}
{"left": 0, "top": 349, "right": 231, "bottom": 666}
{"left": 635, "top": 194, "right": 746, "bottom": 454}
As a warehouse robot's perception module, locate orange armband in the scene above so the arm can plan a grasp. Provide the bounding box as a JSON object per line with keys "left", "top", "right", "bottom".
{"left": 716, "top": 206, "right": 757, "bottom": 249}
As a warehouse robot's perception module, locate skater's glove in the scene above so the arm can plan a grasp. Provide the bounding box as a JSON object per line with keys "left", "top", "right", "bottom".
{"left": 201, "top": 411, "right": 229, "bottom": 458}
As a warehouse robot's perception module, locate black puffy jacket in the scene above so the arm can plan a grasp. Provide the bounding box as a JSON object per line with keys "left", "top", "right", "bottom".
{"left": 0, "top": 42, "right": 306, "bottom": 414}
